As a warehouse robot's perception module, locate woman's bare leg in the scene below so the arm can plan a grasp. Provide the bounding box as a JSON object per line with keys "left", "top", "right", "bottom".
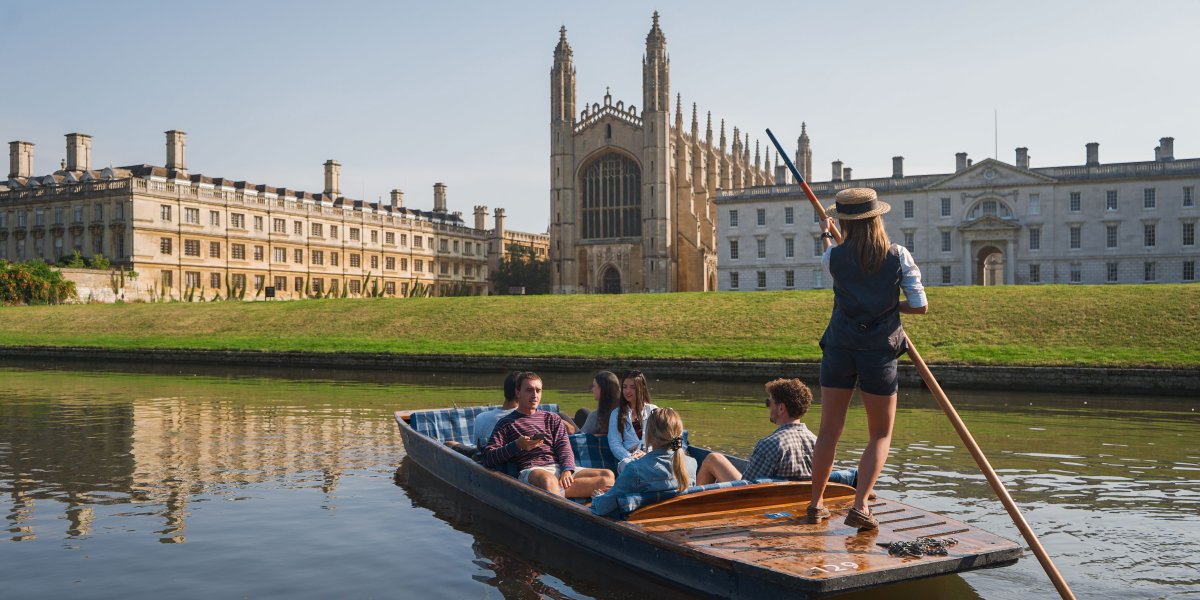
{"left": 696, "top": 452, "right": 741, "bottom": 485}
{"left": 809, "top": 387, "right": 854, "bottom": 509}
{"left": 852, "top": 390, "right": 896, "bottom": 513}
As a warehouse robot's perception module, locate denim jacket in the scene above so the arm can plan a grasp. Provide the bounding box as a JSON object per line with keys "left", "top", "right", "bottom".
{"left": 590, "top": 449, "right": 697, "bottom": 517}
{"left": 607, "top": 402, "right": 658, "bottom": 467}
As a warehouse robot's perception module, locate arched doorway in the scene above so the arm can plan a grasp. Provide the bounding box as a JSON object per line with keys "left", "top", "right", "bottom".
{"left": 601, "top": 266, "right": 622, "bottom": 294}
{"left": 976, "top": 245, "right": 1005, "bottom": 285}
{"left": 708, "top": 273, "right": 716, "bottom": 292}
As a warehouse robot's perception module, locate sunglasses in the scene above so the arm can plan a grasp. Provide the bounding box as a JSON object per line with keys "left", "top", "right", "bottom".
{"left": 764, "top": 397, "right": 773, "bottom": 407}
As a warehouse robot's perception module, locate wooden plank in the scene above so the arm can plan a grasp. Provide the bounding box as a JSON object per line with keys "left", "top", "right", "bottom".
{"left": 394, "top": 410, "right": 414, "bottom": 423}
{"left": 627, "top": 481, "right": 856, "bottom": 523}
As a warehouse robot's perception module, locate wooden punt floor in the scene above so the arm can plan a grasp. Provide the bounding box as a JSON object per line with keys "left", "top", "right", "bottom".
{"left": 633, "top": 493, "right": 1022, "bottom": 593}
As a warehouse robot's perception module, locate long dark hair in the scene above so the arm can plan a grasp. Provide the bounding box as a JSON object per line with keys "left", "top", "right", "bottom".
{"left": 593, "top": 371, "right": 621, "bottom": 435}
{"left": 839, "top": 216, "right": 891, "bottom": 274}
{"left": 618, "top": 370, "right": 651, "bottom": 437}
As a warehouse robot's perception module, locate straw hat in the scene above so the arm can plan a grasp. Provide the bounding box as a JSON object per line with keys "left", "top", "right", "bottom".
{"left": 825, "top": 187, "right": 891, "bottom": 220}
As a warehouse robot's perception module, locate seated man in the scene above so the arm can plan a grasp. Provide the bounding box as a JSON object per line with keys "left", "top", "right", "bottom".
{"left": 446, "top": 371, "right": 522, "bottom": 457}
{"left": 481, "top": 372, "right": 614, "bottom": 498}
{"left": 741, "top": 378, "right": 857, "bottom": 487}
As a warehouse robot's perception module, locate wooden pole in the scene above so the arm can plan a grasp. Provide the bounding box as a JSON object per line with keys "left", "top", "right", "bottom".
{"left": 765, "top": 128, "right": 843, "bottom": 243}
{"left": 905, "top": 335, "right": 1076, "bottom": 600}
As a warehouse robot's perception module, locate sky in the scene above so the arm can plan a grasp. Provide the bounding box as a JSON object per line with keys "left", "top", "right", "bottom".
{"left": 4, "top": 0, "right": 1199, "bottom": 232}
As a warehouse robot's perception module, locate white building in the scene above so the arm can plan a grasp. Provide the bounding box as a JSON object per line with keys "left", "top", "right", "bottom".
{"left": 716, "top": 138, "right": 1199, "bottom": 290}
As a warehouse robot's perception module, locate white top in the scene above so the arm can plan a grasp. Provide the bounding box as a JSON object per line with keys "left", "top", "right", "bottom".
{"left": 472, "top": 407, "right": 516, "bottom": 447}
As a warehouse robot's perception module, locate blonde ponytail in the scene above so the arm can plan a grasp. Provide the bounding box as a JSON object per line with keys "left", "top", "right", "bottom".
{"left": 645, "top": 407, "right": 690, "bottom": 492}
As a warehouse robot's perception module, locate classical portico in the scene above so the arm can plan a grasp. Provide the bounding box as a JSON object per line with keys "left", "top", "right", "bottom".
{"left": 959, "top": 215, "right": 1021, "bottom": 285}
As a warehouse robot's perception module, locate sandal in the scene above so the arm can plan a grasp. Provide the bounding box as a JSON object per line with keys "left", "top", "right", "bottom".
{"left": 805, "top": 505, "right": 830, "bottom": 523}
{"left": 844, "top": 507, "right": 878, "bottom": 530}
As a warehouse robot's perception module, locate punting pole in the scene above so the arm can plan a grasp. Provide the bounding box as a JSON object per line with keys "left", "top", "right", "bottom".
{"left": 905, "top": 336, "right": 1076, "bottom": 599}
{"left": 766, "top": 126, "right": 1075, "bottom": 598}
{"left": 765, "top": 128, "right": 842, "bottom": 243}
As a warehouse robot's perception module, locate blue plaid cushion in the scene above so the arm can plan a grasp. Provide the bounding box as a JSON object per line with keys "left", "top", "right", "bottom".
{"left": 568, "top": 433, "right": 618, "bottom": 471}
{"left": 606, "top": 478, "right": 779, "bottom": 518}
{"left": 410, "top": 404, "right": 559, "bottom": 445}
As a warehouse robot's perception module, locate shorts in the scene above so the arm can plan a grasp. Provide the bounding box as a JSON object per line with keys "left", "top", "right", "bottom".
{"left": 820, "top": 346, "right": 899, "bottom": 396}
{"left": 518, "top": 464, "right": 563, "bottom": 484}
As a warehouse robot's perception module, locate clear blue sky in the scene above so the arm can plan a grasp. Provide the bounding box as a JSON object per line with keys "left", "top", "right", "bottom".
{"left": 4, "top": 0, "right": 1198, "bottom": 232}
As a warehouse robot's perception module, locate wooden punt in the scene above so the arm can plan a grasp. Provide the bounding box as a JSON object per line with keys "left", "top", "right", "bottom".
{"left": 395, "top": 409, "right": 1021, "bottom": 598}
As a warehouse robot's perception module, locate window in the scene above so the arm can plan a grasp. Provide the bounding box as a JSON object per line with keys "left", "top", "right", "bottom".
{"left": 185, "top": 271, "right": 201, "bottom": 289}
{"left": 439, "top": 239, "right": 448, "bottom": 252}
{"left": 1070, "top": 226, "right": 1082, "bottom": 250}
{"left": 231, "top": 213, "right": 245, "bottom": 229}
{"left": 210, "top": 210, "right": 220, "bottom": 226}
{"left": 1070, "top": 263, "right": 1082, "bottom": 283}
{"left": 415, "top": 259, "right": 423, "bottom": 272}
{"left": 350, "top": 254, "right": 361, "bottom": 268}
{"left": 1029, "top": 264, "right": 1040, "bottom": 283}
{"left": 1069, "top": 192, "right": 1081, "bottom": 212}
{"left": 1106, "top": 190, "right": 1118, "bottom": 211}
{"left": 371, "top": 230, "right": 378, "bottom": 243}
{"left": 579, "top": 154, "right": 642, "bottom": 239}
{"left": 330, "top": 280, "right": 339, "bottom": 295}
{"left": 210, "top": 273, "right": 221, "bottom": 289}
{"left": 729, "top": 239, "right": 739, "bottom": 260}
{"left": 1144, "top": 223, "right": 1156, "bottom": 247}
{"left": 1186, "top": 186, "right": 1195, "bottom": 208}
{"left": 440, "top": 262, "right": 449, "bottom": 275}
{"left": 94, "top": 204, "right": 104, "bottom": 221}
{"left": 784, "top": 237, "right": 794, "bottom": 258}
{"left": 293, "top": 249, "right": 303, "bottom": 263}
{"left": 784, "top": 207, "right": 794, "bottom": 225}
{"left": 385, "top": 282, "right": 396, "bottom": 295}
{"left": 161, "top": 205, "right": 172, "bottom": 221}
{"left": 184, "top": 239, "right": 200, "bottom": 257}
{"left": 812, "top": 269, "right": 824, "bottom": 288}
{"left": 160, "top": 238, "right": 173, "bottom": 255}
{"left": 453, "top": 240, "right": 459, "bottom": 253}
{"left": 209, "top": 242, "right": 221, "bottom": 258}
{"left": 1029, "top": 227, "right": 1041, "bottom": 251}
{"left": 941, "top": 265, "right": 952, "bottom": 285}
{"left": 254, "top": 216, "right": 264, "bottom": 231}
{"left": 330, "top": 252, "right": 339, "bottom": 266}
{"left": 756, "top": 208, "right": 766, "bottom": 226}
{"left": 756, "top": 271, "right": 766, "bottom": 289}
{"left": 1107, "top": 225, "right": 1118, "bottom": 249}
{"left": 161, "top": 271, "right": 173, "bottom": 288}
{"left": 1184, "top": 261, "right": 1195, "bottom": 281}
{"left": 813, "top": 236, "right": 823, "bottom": 257}
{"left": 1144, "top": 261, "right": 1156, "bottom": 282}
{"left": 294, "top": 221, "right": 302, "bottom": 235}
{"left": 903, "top": 231, "right": 914, "bottom": 252}
{"left": 1028, "top": 193, "right": 1041, "bottom": 215}
{"left": 941, "top": 231, "right": 951, "bottom": 253}
{"left": 253, "top": 246, "right": 264, "bottom": 261}
{"left": 73, "top": 206, "right": 83, "bottom": 223}
{"left": 981, "top": 200, "right": 997, "bottom": 216}
{"left": 294, "top": 277, "right": 303, "bottom": 293}
{"left": 400, "top": 258, "right": 408, "bottom": 271}
{"left": 1144, "top": 188, "right": 1156, "bottom": 209}
{"left": 232, "top": 244, "right": 246, "bottom": 260}
{"left": 185, "top": 208, "right": 199, "bottom": 224}
{"left": 311, "top": 279, "right": 323, "bottom": 295}
{"left": 941, "top": 197, "right": 951, "bottom": 217}
{"left": 413, "top": 236, "right": 423, "bottom": 249}
{"left": 904, "top": 200, "right": 914, "bottom": 219}
{"left": 274, "top": 276, "right": 287, "bottom": 292}
{"left": 330, "top": 225, "right": 338, "bottom": 239}
{"left": 311, "top": 250, "right": 324, "bottom": 265}
{"left": 730, "top": 272, "right": 739, "bottom": 289}
{"left": 54, "top": 207, "right": 63, "bottom": 224}
{"left": 34, "top": 208, "right": 44, "bottom": 226}
{"left": 116, "top": 204, "right": 124, "bottom": 220}
{"left": 385, "top": 232, "right": 395, "bottom": 245}
{"left": 371, "top": 256, "right": 379, "bottom": 269}
{"left": 350, "top": 228, "right": 360, "bottom": 241}
{"left": 1107, "top": 262, "right": 1119, "bottom": 283}
{"left": 400, "top": 233, "right": 407, "bottom": 246}
{"left": 785, "top": 270, "right": 795, "bottom": 288}
{"left": 273, "top": 218, "right": 286, "bottom": 233}
{"left": 273, "top": 248, "right": 286, "bottom": 263}
{"left": 1184, "top": 222, "right": 1195, "bottom": 246}
{"left": 349, "top": 280, "right": 361, "bottom": 295}
{"left": 386, "top": 257, "right": 396, "bottom": 270}
{"left": 311, "top": 223, "right": 323, "bottom": 237}
{"left": 756, "top": 238, "right": 766, "bottom": 259}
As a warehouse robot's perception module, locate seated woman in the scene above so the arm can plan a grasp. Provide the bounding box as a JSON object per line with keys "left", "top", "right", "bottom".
{"left": 577, "top": 371, "right": 621, "bottom": 436}
{"left": 591, "top": 407, "right": 696, "bottom": 516}
{"left": 607, "top": 370, "right": 658, "bottom": 472}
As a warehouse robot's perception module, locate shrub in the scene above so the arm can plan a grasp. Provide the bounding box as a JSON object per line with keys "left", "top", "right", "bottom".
{"left": 0, "top": 259, "right": 77, "bottom": 305}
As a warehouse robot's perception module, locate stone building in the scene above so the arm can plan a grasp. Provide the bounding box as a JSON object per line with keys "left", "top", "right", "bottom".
{"left": 549, "top": 13, "right": 786, "bottom": 293}
{"left": 0, "top": 131, "right": 548, "bottom": 300}
{"left": 716, "top": 138, "right": 1199, "bottom": 290}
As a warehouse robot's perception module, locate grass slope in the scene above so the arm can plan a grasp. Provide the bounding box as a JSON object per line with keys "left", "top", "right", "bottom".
{"left": 1, "top": 284, "right": 1197, "bottom": 367}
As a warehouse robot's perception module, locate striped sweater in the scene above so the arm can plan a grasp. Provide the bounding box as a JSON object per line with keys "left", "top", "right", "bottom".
{"left": 481, "top": 409, "right": 576, "bottom": 472}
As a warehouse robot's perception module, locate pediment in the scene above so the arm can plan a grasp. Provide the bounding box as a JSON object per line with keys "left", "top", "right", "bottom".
{"left": 957, "top": 214, "right": 1021, "bottom": 232}
{"left": 926, "top": 158, "right": 1055, "bottom": 190}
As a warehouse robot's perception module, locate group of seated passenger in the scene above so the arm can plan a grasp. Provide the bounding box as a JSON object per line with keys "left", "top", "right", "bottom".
{"left": 448, "top": 370, "right": 859, "bottom": 518}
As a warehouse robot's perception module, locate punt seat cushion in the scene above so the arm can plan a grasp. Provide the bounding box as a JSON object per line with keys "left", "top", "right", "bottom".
{"left": 410, "top": 404, "right": 560, "bottom": 445}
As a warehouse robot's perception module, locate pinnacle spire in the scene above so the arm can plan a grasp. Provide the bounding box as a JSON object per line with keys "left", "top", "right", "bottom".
{"left": 719, "top": 119, "right": 727, "bottom": 150}
{"left": 705, "top": 111, "right": 713, "bottom": 144}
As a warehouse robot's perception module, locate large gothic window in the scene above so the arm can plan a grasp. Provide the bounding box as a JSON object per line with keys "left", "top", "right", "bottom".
{"left": 580, "top": 153, "right": 641, "bottom": 240}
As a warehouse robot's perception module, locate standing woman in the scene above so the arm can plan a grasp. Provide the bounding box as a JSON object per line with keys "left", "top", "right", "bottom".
{"left": 807, "top": 188, "right": 928, "bottom": 530}
{"left": 607, "top": 370, "right": 658, "bottom": 472}
{"left": 579, "top": 371, "right": 621, "bottom": 436}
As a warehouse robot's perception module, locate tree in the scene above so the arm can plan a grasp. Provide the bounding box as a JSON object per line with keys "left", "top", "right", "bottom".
{"left": 491, "top": 243, "right": 550, "bottom": 295}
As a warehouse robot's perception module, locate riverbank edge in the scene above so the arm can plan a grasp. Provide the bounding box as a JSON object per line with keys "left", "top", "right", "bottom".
{"left": 1, "top": 345, "right": 1196, "bottom": 396}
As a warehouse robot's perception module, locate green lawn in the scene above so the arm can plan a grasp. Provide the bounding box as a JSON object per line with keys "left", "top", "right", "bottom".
{"left": 1, "top": 284, "right": 1197, "bottom": 367}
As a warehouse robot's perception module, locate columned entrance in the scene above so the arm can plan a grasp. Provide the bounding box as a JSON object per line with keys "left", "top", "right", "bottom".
{"left": 977, "top": 246, "right": 1005, "bottom": 286}
{"left": 601, "top": 266, "right": 622, "bottom": 294}
{"left": 957, "top": 214, "right": 1022, "bottom": 286}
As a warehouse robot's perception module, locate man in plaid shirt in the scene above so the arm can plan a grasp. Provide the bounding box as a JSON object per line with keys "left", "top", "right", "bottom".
{"left": 741, "top": 378, "right": 857, "bottom": 487}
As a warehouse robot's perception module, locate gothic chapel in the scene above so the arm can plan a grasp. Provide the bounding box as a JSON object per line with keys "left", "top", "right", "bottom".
{"left": 549, "top": 13, "right": 779, "bottom": 293}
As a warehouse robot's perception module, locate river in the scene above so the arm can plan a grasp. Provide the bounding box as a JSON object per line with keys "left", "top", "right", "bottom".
{"left": 0, "top": 362, "right": 1196, "bottom": 599}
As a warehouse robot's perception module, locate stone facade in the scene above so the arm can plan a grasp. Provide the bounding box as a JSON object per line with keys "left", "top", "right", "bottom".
{"left": 549, "top": 13, "right": 787, "bottom": 293}
{"left": 1, "top": 131, "right": 549, "bottom": 301}
{"left": 716, "top": 141, "right": 1200, "bottom": 290}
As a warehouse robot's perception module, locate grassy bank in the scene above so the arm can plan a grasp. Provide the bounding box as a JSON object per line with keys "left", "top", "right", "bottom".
{"left": 0, "top": 284, "right": 1197, "bottom": 367}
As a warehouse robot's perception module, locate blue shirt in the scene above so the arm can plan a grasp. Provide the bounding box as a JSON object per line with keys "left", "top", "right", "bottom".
{"left": 590, "top": 449, "right": 697, "bottom": 517}
{"left": 607, "top": 402, "right": 658, "bottom": 467}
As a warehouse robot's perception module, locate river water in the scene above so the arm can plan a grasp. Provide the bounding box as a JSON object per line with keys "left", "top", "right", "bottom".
{"left": 0, "top": 362, "right": 1196, "bottom": 599}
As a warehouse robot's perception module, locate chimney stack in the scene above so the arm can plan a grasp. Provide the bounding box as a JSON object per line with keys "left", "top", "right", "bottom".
{"left": 955, "top": 152, "right": 968, "bottom": 172}
{"left": 474, "top": 205, "right": 488, "bottom": 230}
{"left": 433, "top": 182, "right": 448, "bottom": 213}
{"left": 1015, "top": 147, "right": 1029, "bottom": 169}
{"left": 1086, "top": 142, "right": 1100, "bottom": 166}
{"left": 1159, "top": 137, "right": 1175, "bottom": 161}
{"left": 390, "top": 189, "right": 404, "bottom": 210}
{"left": 774, "top": 165, "right": 788, "bottom": 185}
{"left": 323, "top": 160, "right": 340, "bottom": 196}
{"left": 165, "top": 130, "right": 187, "bottom": 174}
{"left": 65, "top": 133, "right": 92, "bottom": 172}
{"left": 892, "top": 156, "right": 904, "bottom": 179}
{"left": 842, "top": 167, "right": 852, "bottom": 181}
{"left": 494, "top": 207, "right": 507, "bottom": 240}
{"left": 9, "top": 141, "right": 34, "bottom": 179}
{"left": 831, "top": 160, "right": 843, "bottom": 182}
